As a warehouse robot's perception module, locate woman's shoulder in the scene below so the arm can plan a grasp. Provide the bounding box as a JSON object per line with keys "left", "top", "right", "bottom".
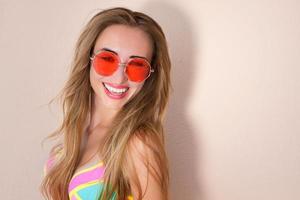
{"left": 127, "top": 131, "right": 166, "bottom": 199}
{"left": 128, "top": 129, "right": 163, "bottom": 158}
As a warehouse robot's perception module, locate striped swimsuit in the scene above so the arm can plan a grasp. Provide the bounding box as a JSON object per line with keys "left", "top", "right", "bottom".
{"left": 44, "top": 152, "right": 133, "bottom": 200}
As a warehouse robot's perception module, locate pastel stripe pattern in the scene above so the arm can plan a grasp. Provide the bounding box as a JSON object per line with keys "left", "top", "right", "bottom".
{"left": 68, "top": 162, "right": 107, "bottom": 199}
{"left": 68, "top": 161, "right": 133, "bottom": 200}
{"left": 43, "top": 150, "right": 63, "bottom": 176}
{"left": 68, "top": 162, "right": 105, "bottom": 192}
{"left": 44, "top": 151, "right": 134, "bottom": 199}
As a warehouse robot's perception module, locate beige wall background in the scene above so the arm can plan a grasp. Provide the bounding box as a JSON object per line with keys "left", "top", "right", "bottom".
{"left": 0, "top": 0, "right": 299, "bottom": 199}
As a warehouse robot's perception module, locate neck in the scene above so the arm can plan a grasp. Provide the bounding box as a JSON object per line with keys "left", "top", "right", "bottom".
{"left": 88, "top": 93, "right": 119, "bottom": 132}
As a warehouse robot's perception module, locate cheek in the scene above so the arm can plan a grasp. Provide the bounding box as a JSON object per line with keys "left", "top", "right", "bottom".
{"left": 129, "top": 83, "right": 144, "bottom": 95}
{"left": 90, "top": 66, "right": 105, "bottom": 83}
{"left": 90, "top": 67, "right": 103, "bottom": 93}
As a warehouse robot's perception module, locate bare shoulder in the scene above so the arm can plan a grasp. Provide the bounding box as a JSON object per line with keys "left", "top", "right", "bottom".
{"left": 127, "top": 133, "right": 167, "bottom": 200}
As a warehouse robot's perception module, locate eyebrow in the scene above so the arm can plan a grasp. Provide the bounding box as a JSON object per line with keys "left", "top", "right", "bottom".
{"left": 98, "top": 47, "right": 149, "bottom": 61}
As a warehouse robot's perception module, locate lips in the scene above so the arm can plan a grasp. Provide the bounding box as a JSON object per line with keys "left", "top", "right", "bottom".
{"left": 104, "top": 82, "right": 129, "bottom": 89}
{"left": 102, "top": 83, "right": 129, "bottom": 99}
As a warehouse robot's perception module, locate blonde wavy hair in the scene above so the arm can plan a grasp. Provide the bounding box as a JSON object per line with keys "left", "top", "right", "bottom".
{"left": 40, "top": 7, "right": 171, "bottom": 200}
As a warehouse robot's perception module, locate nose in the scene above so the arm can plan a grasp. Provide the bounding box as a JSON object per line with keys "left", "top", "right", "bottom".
{"left": 111, "top": 63, "right": 128, "bottom": 83}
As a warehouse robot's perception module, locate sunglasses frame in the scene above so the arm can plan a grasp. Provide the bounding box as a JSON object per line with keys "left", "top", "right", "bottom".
{"left": 90, "top": 50, "right": 154, "bottom": 83}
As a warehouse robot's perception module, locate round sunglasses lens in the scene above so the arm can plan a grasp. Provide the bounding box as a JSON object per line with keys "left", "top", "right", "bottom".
{"left": 126, "top": 59, "right": 151, "bottom": 82}
{"left": 93, "top": 51, "right": 118, "bottom": 76}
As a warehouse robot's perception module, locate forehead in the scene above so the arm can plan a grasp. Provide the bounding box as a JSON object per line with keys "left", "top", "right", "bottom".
{"left": 93, "top": 24, "right": 153, "bottom": 61}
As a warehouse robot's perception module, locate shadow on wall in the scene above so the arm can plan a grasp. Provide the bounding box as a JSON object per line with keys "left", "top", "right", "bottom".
{"left": 142, "top": 2, "right": 205, "bottom": 200}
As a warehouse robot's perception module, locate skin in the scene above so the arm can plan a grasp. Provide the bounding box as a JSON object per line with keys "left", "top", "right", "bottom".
{"left": 80, "top": 24, "right": 163, "bottom": 200}
{"left": 79, "top": 25, "right": 152, "bottom": 167}
{"left": 79, "top": 24, "right": 153, "bottom": 165}
{"left": 89, "top": 24, "right": 153, "bottom": 130}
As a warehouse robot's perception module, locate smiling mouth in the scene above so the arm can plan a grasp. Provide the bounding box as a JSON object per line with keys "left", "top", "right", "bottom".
{"left": 103, "top": 83, "right": 129, "bottom": 93}
{"left": 102, "top": 83, "right": 129, "bottom": 99}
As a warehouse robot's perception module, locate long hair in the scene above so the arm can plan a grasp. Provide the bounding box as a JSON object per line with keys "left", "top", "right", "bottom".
{"left": 40, "top": 7, "right": 171, "bottom": 200}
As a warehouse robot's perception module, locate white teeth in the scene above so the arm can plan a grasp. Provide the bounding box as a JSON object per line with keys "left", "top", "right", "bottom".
{"left": 103, "top": 83, "right": 129, "bottom": 94}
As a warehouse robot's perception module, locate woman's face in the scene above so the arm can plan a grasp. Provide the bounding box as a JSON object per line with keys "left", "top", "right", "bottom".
{"left": 90, "top": 24, "right": 153, "bottom": 110}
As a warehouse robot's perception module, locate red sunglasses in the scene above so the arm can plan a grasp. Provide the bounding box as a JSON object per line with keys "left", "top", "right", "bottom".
{"left": 90, "top": 50, "right": 154, "bottom": 83}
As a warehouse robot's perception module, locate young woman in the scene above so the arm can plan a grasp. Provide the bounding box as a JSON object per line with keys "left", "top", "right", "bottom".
{"left": 40, "top": 7, "right": 171, "bottom": 200}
